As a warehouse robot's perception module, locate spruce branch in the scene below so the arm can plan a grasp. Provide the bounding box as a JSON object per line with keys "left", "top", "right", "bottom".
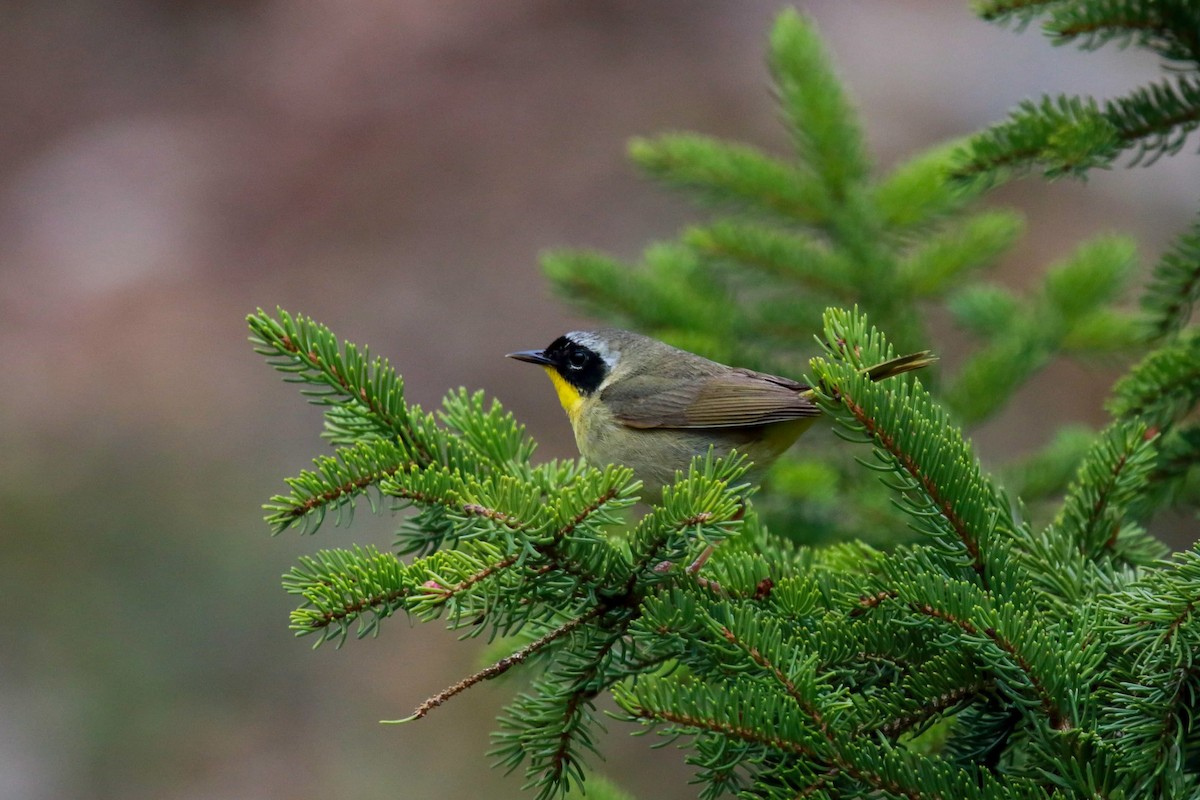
{"left": 265, "top": 438, "right": 414, "bottom": 534}
{"left": 710, "top": 608, "right": 845, "bottom": 740}
{"left": 1108, "top": 547, "right": 1200, "bottom": 665}
{"left": 941, "top": 701, "right": 1022, "bottom": 774}
{"left": 1046, "top": 0, "right": 1200, "bottom": 63}
{"left": 953, "top": 94, "right": 1121, "bottom": 179}
{"left": 871, "top": 137, "right": 990, "bottom": 230}
{"left": 616, "top": 672, "right": 1031, "bottom": 800}
{"left": 955, "top": 0, "right": 1200, "bottom": 200}
{"left": 1101, "top": 548, "right": 1200, "bottom": 793}
{"left": 955, "top": 75, "right": 1200, "bottom": 179}
{"left": 628, "top": 569, "right": 1035, "bottom": 798}
{"left": 883, "top": 575, "right": 1079, "bottom": 732}
{"left": 770, "top": 9, "right": 869, "bottom": 200}
{"left": 712, "top": 609, "right": 997, "bottom": 795}
{"left": 390, "top": 467, "right": 638, "bottom": 631}
{"left": 973, "top": 0, "right": 1058, "bottom": 25}
{"left": 1105, "top": 76, "right": 1200, "bottom": 166}
{"left": 896, "top": 210, "right": 1024, "bottom": 297}
{"left": 614, "top": 676, "right": 826, "bottom": 759}
{"left": 379, "top": 464, "right": 532, "bottom": 539}
{"left": 399, "top": 606, "right": 606, "bottom": 722}
{"left": 622, "top": 451, "right": 751, "bottom": 585}
{"left": 684, "top": 220, "right": 857, "bottom": 298}
{"left": 417, "top": 552, "right": 519, "bottom": 605}
{"left": 944, "top": 336, "right": 1051, "bottom": 425}
{"left": 282, "top": 545, "right": 411, "bottom": 646}
{"left": 840, "top": 647, "right": 991, "bottom": 739}
{"left": 863, "top": 678, "right": 993, "bottom": 741}
{"left": 810, "top": 308, "right": 1008, "bottom": 577}
{"left": 493, "top": 626, "right": 631, "bottom": 800}
{"left": 629, "top": 134, "right": 830, "bottom": 225}
{"left": 254, "top": 309, "right": 554, "bottom": 536}
{"left": 1141, "top": 212, "right": 1200, "bottom": 340}
{"left": 946, "top": 234, "right": 1137, "bottom": 422}
{"left": 546, "top": 11, "right": 1055, "bottom": 390}
{"left": 1044, "top": 234, "right": 1136, "bottom": 323}
{"left": 1107, "top": 664, "right": 1200, "bottom": 797}
{"left": 1149, "top": 424, "right": 1200, "bottom": 497}
{"left": 251, "top": 5, "right": 1200, "bottom": 796}
{"left": 249, "top": 308, "right": 429, "bottom": 456}
{"left": 1051, "top": 421, "right": 1160, "bottom": 561}
{"left": 1108, "top": 329, "right": 1200, "bottom": 430}
{"left": 439, "top": 387, "right": 538, "bottom": 469}
{"left": 947, "top": 283, "right": 1020, "bottom": 339}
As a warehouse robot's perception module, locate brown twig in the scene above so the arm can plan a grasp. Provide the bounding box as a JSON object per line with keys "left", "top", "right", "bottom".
{"left": 396, "top": 606, "right": 605, "bottom": 722}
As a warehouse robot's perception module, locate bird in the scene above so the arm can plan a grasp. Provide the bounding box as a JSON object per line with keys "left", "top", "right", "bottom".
{"left": 508, "top": 328, "right": 934, "bottom": 501}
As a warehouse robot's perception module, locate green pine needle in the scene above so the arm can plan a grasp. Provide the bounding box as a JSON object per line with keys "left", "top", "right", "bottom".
{"left": 249, "top": 4, "right": 1200, "bottom": 796}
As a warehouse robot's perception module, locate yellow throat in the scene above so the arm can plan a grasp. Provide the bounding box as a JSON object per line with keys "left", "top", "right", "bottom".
{"left": 543, "top": 366, "right": 584, "bottom": 423}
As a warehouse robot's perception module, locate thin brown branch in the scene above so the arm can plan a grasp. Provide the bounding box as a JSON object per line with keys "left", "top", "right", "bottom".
{"left": 1085, "top": 445, "right": 1130, "bottom": 553}
{"left": 462, "top": 502, "right": 525, "bottom": 530}
{"left": 402, "top": 606, "right": 605, "bottom": 722}
{"left": 554, "top": 486, "right": 621, "bottom": 543}
{"left": 278, "top": 334, "right": 391, "bottom": 426}
{"left": 1055, "top": 18, "right": 1169, "bottom": 42}
{"left": 1111, "top": 103, "right": 1200, "bottom": 151}
{"left": 1164, "top": 595, "right": 1199, "bottom": 642}
{"left": 302, "top": 585, "right": 411, "bottom": 629}
{"left": 850, "top": 590, "right": 898, "bottom": 617}
{"left": 983, "top": 625, "right": 1069, "bottom": 730}
{"left": 284, "top": 462, "right": 409, "bottom": 521}
{"left": 686, "top": 544, "right": 716, "bottom": 575}
{"left": 424, "top": 554, "right": 520, "bottom": 603}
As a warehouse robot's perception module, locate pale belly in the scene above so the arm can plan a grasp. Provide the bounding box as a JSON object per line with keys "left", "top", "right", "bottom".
{"left": 578, "top": 417, "right": 816, "bottom": 501}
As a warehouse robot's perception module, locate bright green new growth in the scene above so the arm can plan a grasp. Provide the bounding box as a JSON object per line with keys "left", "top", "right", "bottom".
{"left": 252, "top": 5, "right": 1200, "bottom": 799}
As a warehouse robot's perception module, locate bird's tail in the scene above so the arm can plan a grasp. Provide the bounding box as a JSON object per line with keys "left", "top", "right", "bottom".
{"left": 863, "top": 351, "right": 937, "bottom": 382}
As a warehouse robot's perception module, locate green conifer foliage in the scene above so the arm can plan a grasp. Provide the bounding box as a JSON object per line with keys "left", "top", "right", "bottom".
{"left": 252, "top": 4, "right": 1200, "bottom": 798}
{"left": 544, "top": 9, "right": 1147, "bottom": 542}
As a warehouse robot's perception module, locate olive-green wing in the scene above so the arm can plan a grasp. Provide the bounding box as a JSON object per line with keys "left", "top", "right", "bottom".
{"left": 602, "top": 368, "right": 820, "bottom": 430}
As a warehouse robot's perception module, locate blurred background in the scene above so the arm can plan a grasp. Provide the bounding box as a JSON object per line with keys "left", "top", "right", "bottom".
{"left": 2, "top": 2, "right": 1197, "bottom": 798}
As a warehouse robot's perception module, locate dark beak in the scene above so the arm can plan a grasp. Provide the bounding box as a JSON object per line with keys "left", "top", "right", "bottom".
{"left": 507, "top": 349, "right": 553, "bottom": 366}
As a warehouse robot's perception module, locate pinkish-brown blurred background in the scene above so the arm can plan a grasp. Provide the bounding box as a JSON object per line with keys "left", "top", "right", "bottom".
{"left": 2, "top": 2, "right": 1197, "bottom": 798}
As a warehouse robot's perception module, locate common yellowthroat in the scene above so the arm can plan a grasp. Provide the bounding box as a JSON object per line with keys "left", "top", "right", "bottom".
{"left": 508, "top": 329, "right": 934, "bottom": 500}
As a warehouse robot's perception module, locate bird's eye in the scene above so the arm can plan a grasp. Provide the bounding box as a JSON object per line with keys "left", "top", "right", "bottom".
{"left": 566, "top": 349, "right": 589, "bottom": 370}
